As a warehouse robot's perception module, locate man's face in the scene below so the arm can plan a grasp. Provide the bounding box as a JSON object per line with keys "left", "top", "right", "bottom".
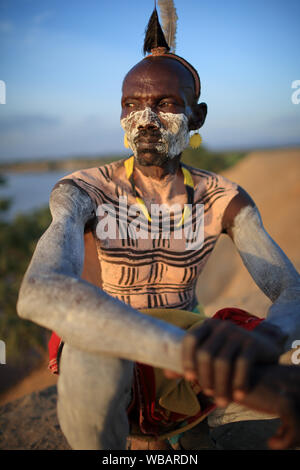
{"left": 120, "top": 57, "right": 197, "bottom": 166}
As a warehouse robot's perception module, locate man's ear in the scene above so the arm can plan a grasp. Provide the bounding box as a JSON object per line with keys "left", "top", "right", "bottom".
{"left": 189, "top": 102, "right": 207, "bottom": 130}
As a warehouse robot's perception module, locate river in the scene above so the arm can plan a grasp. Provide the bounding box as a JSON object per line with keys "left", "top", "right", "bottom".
{"left": 0, "top": 171, "right": 69, "bottom": 219}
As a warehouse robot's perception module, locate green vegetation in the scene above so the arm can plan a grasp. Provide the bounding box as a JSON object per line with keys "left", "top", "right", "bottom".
{"left": 0, "top": 174, "right": 52, "bottom": 369}
{"left": 181, "top": 146, "right": 246, "bottom": 173}
{"left": 0, "top": 153, "right": 125, "bottom": 173}
{"left": 0, "top": 147, "right": 246, "bottom": 174}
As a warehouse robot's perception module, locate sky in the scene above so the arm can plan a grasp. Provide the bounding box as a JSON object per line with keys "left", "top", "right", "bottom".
{"left": 0, "top": 0, "right": 300, "bottom": 162}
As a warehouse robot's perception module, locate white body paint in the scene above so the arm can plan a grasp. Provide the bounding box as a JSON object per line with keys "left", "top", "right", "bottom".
{"left": 231, "top": 205, "right": 300, "bottom": 350}
{"left": 120, "top": 107, "right": 189, "bottom": 159}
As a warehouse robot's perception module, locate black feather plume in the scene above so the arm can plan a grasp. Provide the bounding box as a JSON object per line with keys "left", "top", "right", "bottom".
{"left": 143, "top": 8, "right": 170, "bottom": 55}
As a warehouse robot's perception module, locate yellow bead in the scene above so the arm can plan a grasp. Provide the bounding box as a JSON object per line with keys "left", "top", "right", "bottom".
{"left": 189, "top": 133, "right": 202, "bottom": 149}
{"left": 124, "top": 134, "right": 130, "bottom": 148}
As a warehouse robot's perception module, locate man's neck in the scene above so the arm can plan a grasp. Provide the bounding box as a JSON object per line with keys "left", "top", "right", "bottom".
{"left": 132, "top": 155, "right": 186, "bottom": 205}
{"left": 134, "top": 155, "right": 181, "bottom": 182}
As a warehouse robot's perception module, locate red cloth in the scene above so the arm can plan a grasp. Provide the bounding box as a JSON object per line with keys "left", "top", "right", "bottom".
{"left": 48, "top": 331, "right": 63, "bottom": 374}
{"left": 212, "top": 307, "right": 263, "bottom": 330}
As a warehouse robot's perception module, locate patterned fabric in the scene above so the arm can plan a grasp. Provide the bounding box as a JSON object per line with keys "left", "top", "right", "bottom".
{"left": 51, "top": 157, "right": 239, "bottom": 312}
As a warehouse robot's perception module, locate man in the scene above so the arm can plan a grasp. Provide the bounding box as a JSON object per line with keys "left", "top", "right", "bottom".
{"left": 17, "top": 7, "right": 300, "bottom": 450}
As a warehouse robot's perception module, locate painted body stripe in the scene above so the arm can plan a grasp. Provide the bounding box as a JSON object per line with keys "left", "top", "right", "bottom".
{"left": 52, "top": 159, "right": 239, "bottom": 312}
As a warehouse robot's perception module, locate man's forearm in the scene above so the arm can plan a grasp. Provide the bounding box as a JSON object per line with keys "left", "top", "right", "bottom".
{"left": 17, "top": 271, "right": 184, "bottom": 372}
{"left": 266, "top": 286, "right": 300, "bottom": 351}
{"left": 231, "top": 205, "right": 300, "bottom": 351}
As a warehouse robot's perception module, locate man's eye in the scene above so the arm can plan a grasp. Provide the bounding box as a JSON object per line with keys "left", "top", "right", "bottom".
{"left": 159, "top": 101, "right": 176, "bottom": 108}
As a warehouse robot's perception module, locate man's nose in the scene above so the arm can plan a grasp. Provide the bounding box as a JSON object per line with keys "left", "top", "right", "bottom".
{"left": 136, "top": 107, "right": 160, "bottom": 130}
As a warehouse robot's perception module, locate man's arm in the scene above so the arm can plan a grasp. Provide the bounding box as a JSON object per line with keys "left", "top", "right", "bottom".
{"left": 17, "top": 183, "right": 185, "bottom": 372}
{"left": 173, "top": 187, "right": 300, "bottom": 406}
{"left": 223, "top": 187, "right": 300, "bottom": 351}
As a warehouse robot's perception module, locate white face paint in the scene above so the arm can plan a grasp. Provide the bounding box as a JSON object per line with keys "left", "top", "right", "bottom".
{"left": 120, "top": 107, "right": 189, "bottom": 160}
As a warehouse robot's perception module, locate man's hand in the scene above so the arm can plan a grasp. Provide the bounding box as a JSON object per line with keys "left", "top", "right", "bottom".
{"left": 233, "top": 364, "right": 300, "bottom": 450}
{"left": 165, "top": 319, "right": 285, "bottom": 407}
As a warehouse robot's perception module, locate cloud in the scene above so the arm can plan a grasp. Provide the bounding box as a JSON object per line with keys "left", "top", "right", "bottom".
{"left": 0, "top": 114, "right": 61, "bottom": 133}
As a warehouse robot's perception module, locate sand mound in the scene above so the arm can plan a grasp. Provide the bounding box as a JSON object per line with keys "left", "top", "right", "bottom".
{"left": 0, "top": 386, "right": 70, "bottom": 450}
{"left": 198, "top": 147, "right": 300, "bottom": 317}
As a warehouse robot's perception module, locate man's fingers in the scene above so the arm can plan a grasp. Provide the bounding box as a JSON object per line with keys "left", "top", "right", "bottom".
{"left": 232, "top": 341, "right": 257, "bottom": 393}
{"left": 182, "top": 321, "right": 213, "bottom": 380}
{"left": 195, "top": 328, "right": 228, "bottom": 393}
{"left": 213, "top": 339, "right": 241, "bottom": 405}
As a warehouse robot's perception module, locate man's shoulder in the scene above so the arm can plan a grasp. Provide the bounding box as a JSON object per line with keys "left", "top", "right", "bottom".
{"left": 182, "top": 163, "right": 238, "bottom": 190}
{"left": 68, "top": 158, "right": 125, "bottom": 182}
{"left": 51, "top": 158, "right": 128, "bottom": 206}
{"left": 53, "top": 158, "right": 126, "bottom": 189}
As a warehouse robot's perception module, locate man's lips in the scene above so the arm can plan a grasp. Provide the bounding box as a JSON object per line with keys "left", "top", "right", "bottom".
{"left": 137, "top": 138, "right": 161, "bottom": 143}
{"left": 135, "top": 140, "right": 163, "bottom": 151}
{"left": 134, "top": 132, "right": 162, "bottom": 145}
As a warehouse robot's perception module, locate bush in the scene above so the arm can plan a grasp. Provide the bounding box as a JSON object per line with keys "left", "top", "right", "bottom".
{"left": 181, "top": 146, "right": 246, "bottom": 173}
{"left": 0, "top": 174, "right": 52, "bottom": 367}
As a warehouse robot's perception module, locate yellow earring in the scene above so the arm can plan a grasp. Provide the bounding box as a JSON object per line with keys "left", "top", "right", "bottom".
{"left": 189, "top": 131, "right": 202, "bottom": 149}
{"left": 124, "top": 133, "right": 130, "bottom": 149}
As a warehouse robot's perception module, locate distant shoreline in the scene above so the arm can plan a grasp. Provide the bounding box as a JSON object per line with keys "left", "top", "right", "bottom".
{"left": 0, "top": 155, "right": 126, "bottom": 173}
{"left": 1, "top": 145, "right": 299, "bottom": 174}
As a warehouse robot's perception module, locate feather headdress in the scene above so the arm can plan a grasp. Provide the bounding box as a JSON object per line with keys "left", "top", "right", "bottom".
{"left": 143, "top": 7, "right": 170, "bottom": 55}
{"left": 143, "top": 0, "right": 177, "bottom": 54}
{"left": 143, "top": 1, "right": 201, "bottom": 99}
{"left": 157, "top": 0, "right": 178, "bottom": 53}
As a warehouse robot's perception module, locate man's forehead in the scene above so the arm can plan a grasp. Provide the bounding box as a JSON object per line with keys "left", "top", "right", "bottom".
{"left": 123, "top": 73, "right": 182, "bottom": 94}
{"left": 122, "top": 85, "right": 193, "bottom": 102}
{"left": 122, "top": 58, "right": 195, "bottom": 100}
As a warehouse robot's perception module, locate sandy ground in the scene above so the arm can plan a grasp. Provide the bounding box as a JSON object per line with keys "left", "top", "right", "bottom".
{"left": 198, "top": 147, "right": 300, "bottom": 317}
{"left": 0, "top": 357, "right": 57, "bottom": 407}
{"left": 0, "top": 147, "right": 299, "bottom": 449}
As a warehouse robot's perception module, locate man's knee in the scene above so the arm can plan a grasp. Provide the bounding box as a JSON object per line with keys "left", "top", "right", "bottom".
{"left": 209, "top": 419, "right": 281, "bottom": 450}
{"left": 57, "top": 345, "right": 133, "bottom": 449}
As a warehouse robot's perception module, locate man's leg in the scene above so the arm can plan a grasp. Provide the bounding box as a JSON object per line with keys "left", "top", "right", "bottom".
{"left": 207, "top": 403, "right": 280, "bottom": 450}
{"left": 57, "top": 344, "right": 133, "bottom": 450}
{"left": 178, "top": 406, "right": 280, "bottom": 450}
